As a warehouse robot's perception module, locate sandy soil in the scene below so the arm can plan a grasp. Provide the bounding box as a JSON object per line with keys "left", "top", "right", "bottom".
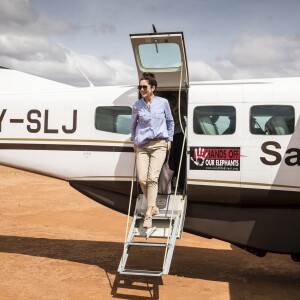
{"left": 0, "top": 165, "right": 299, "bottom": 300}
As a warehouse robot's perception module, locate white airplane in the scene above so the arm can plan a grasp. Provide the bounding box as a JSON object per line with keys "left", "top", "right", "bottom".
{"left": 1, "top": 30, "right": 300, "bottom": 262}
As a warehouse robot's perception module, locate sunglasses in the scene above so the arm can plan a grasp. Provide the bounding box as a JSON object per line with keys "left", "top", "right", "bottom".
{"left": 138, "top": 85, "right": 150, "bottom": 91}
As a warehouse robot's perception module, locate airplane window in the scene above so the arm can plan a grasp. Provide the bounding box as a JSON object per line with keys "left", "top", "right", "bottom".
{"left": 138, "top": 43, "right": 181, "bottom": 69}
{"left": 95, "top": 106, "right": 132, "bottom": 135}
{"left": 193, "top": 106, "right": 236, "bottom": 135}
{"left": 250, "top": 105, "right": 294, "bottom": 135}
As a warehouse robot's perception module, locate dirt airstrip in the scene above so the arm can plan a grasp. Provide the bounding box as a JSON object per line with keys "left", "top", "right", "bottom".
{"left": 0, "top": 165, "right": 299, "bottom": 299}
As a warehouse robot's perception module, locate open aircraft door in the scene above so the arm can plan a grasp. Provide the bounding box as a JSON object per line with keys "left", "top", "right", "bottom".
{"left": 130, "top": 31, "right": 189, "bottom": 89}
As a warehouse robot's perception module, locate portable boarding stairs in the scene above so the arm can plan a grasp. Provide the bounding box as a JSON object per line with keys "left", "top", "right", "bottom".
{"left": 118, "top": 74, "right": 187, "bottom": 276}
{"left": 118, "top": 191, "right": 187, "bottom": 277}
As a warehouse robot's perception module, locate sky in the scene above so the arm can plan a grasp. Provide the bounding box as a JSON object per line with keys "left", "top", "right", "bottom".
{"left": 1, "top": 0, "right": 300, "bottom": 87}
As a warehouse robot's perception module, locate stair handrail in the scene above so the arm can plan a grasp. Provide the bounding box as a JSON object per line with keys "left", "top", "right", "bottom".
{"left": 125, "top": 156, "right": 136, "bottom": 241}
{"left": 162, "top": 62, "right": 186, "bottom": 271}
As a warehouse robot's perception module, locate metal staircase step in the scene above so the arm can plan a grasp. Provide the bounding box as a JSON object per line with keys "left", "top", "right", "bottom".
{"left": 127, "top": 241, "right": 168, "bottom": 247}
{"left": 119, "top": 269, "right": 163, "bottom": 277}
{"left": 136, "top": 215, "right": 177, "bottom": 220}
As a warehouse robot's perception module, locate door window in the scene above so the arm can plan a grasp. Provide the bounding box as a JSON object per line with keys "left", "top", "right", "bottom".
{"left": 138, "top": 43, "right": 182, "bottom": 69}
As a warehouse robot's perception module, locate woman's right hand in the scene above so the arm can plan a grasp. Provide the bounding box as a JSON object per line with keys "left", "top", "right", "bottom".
{"left": 133, "top": 144, "right": 137, "bottom": 152}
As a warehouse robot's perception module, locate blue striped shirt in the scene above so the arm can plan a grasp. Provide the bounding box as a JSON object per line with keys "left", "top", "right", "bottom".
{"left": 131, "top": 96, "right": 174, "bottom": 146}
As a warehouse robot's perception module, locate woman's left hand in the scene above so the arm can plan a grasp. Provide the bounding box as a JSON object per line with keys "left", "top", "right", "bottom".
{"left": 167, "top": 141, "right": 171, "bottom": 151}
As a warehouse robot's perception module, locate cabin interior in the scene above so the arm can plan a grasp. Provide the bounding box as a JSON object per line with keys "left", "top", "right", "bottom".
{"left": 156, "top": 89, "right": 188, "bottom": 192}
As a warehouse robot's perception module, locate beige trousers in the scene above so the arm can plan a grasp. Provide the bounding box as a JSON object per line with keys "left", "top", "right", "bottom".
{"left": 136, "top": 139, "right": 167, "bottom": 207}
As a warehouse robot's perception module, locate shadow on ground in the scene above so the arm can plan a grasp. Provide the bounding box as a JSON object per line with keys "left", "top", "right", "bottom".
{"left": 0, "top": 235, "right": 299, "bottom": 299}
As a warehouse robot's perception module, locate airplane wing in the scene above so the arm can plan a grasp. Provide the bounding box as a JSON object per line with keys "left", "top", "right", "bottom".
{"left": 0, "top": 66, "right": 76, "bottom": 93}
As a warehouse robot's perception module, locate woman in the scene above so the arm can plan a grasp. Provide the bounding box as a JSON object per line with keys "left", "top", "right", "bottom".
{"left": 131, "top": 72, "right": 174, "bottom": 228}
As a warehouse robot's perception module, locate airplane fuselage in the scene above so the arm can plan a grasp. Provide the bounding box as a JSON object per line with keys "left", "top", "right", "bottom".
{"left": 1, "top": 73, "right": 300, "bottom": 258}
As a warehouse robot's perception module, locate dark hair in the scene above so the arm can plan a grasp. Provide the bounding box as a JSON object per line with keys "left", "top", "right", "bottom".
{"left": 139, "top": 72, "right": 157, "bottom": 89}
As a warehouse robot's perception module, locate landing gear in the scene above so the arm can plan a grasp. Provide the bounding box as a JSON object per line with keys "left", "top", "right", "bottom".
{"left": 244, "top": 247, "right": 267, "bottom": 258}
{"left": 291, "top": 254, "right": 300, "bottom": 262}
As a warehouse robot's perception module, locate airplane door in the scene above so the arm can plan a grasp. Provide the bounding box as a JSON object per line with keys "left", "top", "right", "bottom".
{"left": 187, "top": 85, "right": 242, "bottom": 205}
{"left": 130, "top": 32, "right": 189, "bottom": 88}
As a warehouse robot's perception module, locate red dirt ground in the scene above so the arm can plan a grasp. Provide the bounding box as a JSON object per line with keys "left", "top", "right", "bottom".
{"left": 0, "top": 165, "right": 299, "bottom": 299}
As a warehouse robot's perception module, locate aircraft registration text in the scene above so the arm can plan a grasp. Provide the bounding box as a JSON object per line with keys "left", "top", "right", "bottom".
{"left": 0, "top": 109, "right": 77, "bottom": 134}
